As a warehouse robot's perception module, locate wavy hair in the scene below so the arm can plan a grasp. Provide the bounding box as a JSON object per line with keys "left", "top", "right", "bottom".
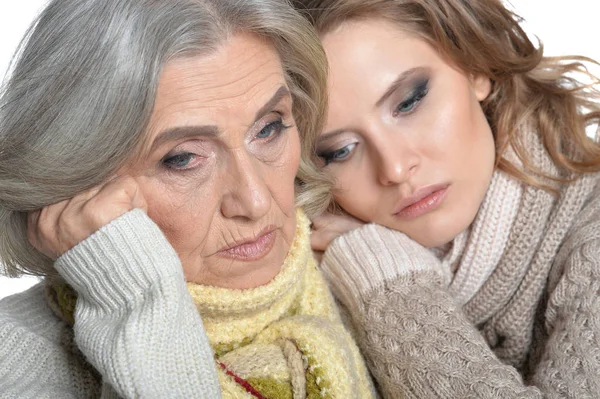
{"left": 0, "top": 0, "right": 328, "bottom": 278}
{"left": 293, "top": 0, "right": 600, "bottom": 213}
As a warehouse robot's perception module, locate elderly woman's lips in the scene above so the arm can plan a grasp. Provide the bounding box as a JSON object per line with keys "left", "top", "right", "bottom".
{"left": 217, "top": 230, "right": 277, "bottom": 261}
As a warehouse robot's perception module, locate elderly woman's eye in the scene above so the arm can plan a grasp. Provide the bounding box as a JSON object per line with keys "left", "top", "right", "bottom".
{"left": 318, "top": 143, "right": 357, "bottom": 166}
{"left": 256, "top": 119, "right": 290, "bottom": 140}
{"left": 162, "top": 152, "right": 197, "bottom": 170}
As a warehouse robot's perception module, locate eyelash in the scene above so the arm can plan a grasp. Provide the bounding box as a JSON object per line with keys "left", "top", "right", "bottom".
{"left": 161, "top": 118, "right": 291, "bottom": 171}
{"left": 318, "top": 143, "right": 357, "bottom": 167}
{"left": 316, "top": 80, "right": 429, "bottom": 168}
{"left": 162, "top": 152, "right": 202, "bottom": 171}
{"left": 394, "top": 79, "right": 429, "bottom": 117}
{"left": 255, "top": 118, "right": 292, "bottom": 142}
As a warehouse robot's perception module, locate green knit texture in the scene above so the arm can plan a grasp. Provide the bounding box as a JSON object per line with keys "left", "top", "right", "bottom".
{"left": 54, "top": 283, "right": 77, "bottom": 325}
{"left": 213, "top": 336, "right": 254, "bottom": 357}
{"left": 304, "top": 349, "right": 333, "bottom": 399}
{"left": 247, "top": 377, "right": 293, "bottom": 399}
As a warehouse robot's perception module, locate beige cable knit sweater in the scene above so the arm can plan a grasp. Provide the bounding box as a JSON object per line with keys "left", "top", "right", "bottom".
{"left": 320, "top": 134, "right": 600, "bottom": 398}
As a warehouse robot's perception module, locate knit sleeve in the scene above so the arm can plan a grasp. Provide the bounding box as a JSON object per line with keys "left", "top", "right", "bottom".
{"left": 54, "top": 209, "right": 221, "bottom": 399}
{"left": 320, "top": 224, "right": 542, "bottom": 398}
{"left": 531, "top": 235, "right": 600, "bottom": 397}
{"left": 0, "top": 284, "right": 101, "bottom": 398}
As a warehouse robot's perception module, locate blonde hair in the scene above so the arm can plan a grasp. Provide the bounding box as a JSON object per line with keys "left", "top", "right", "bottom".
{"left": 294, "top": 0, "right": 600, "bottom": 214}
{"left": 0, "top": 0, "right": 328, "bottom": 278}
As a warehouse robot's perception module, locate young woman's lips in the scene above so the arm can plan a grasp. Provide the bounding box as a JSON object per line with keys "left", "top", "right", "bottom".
{"left": 217, "top": 228, "right": 277, "bottom": 261}
{"left": 393, "top": 184, "right": 450, "bottom": 221}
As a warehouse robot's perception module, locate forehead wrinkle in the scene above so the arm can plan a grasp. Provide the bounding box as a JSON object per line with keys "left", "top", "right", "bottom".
{"left": 162, "top": 34, "right": 280, "bottom": 92}
{"left": 156, "top": 61, "right": 283, "bottom": 115}
{"left": 145, "top": 34, "right": 287, "bottom": 154}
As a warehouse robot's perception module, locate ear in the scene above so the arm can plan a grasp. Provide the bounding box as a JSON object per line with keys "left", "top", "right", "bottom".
{"left": 470, "top": 74, "right": 492, "bottom": 102}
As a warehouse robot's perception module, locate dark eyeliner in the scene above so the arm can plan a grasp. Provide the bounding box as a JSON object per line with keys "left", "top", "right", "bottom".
{"left": 257, "top": 118, "right": 292, "bottom": 141}
{"left": 317, "top": 143, "right": 355, "bottom": 167}
{"left": 396, "top": 78, "right": 429, "bottom": 115}
{"left": 317, "top": 149, "right": 336, "bottom": 166}
{"left": 161, "top": 152, "right": 195, "bottom": 170}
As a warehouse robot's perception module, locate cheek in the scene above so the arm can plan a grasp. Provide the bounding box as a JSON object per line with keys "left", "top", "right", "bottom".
{"left": 452, "top": 100, "right": 495, "bottom": 179}
{"left": 422, "top": 90, "right": 494, "bottom": 172}
{"left": 332, "top": 161, "right": 381, "bottom": 220}
{"left": 138, "top": 176, "right": 218, "bottom": 253}
{"left": 269, "top": 131, "right": 300, "bottom": 213}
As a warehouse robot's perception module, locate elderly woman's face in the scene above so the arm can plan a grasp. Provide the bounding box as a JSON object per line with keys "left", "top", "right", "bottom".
{"left": 128, "top": 34, "right": 300, "bottom": 289}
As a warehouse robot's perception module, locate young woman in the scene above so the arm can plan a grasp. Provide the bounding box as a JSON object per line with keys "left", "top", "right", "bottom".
{"left": 0, "top": 0, "right": 374, "bottom": 397}
{"left": 294, "top": 0, "right": 600, "bottom": 397}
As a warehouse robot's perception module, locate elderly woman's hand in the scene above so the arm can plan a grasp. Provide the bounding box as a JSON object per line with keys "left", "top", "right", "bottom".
{"left": 310, "top": 212, "right": 364, "bottom": 258}
{"left": 27, "top": 176, "right": 147, "bottom": 259}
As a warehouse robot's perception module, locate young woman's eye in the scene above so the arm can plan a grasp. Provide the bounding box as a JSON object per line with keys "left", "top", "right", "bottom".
{"left": 162, "top": 152, "right": 197, "bottom": 170}
{"left": 395, "top": 80, "right": 429, "bottom": 116}
{"left": 256, "top": 119, "right": 291, "bottom": 140}
{"left": 318, "top": 143, "right": 357, "bottom": 166}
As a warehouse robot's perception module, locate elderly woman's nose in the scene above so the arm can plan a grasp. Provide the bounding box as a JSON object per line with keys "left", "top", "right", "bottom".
{"left": 220, "top": 154, "right": 271, "bottom": 220}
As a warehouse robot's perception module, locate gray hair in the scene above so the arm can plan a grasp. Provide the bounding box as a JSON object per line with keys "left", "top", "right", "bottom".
{"left": 0, "top": 0, "right": 328, "bottom": 278}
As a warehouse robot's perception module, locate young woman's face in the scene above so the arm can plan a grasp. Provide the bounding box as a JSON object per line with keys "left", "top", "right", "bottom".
{"left": 127, "top": 34, "right": 300, "bottom": 289}
{"left": 317, "top": 18, "right": 496, "bottom": 247}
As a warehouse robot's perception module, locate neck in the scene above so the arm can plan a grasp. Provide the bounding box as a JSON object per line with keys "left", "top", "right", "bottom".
{"left": 186, "top": 208, "right": 315, "bottom": 354}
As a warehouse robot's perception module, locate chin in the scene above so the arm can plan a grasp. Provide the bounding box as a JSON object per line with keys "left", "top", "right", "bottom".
{"left": 384, "top": 215, "right": 469, "bottom": 249}
{"left": 227, "top": 264, "right": 282, "bottom": 290}
{"left": 410, "top": 231, "right": 459, "bottom": 249}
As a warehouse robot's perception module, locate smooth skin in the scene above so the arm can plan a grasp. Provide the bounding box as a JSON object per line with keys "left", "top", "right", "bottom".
{"left": 28, "top": 34, "right": 301, "bottom": 290}
{"left": 312, "top": 18, "right": 496, "bottom": 252}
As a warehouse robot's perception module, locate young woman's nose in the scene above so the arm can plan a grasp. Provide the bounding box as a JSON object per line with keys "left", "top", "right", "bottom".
{"left": 375, "top": 138, "right": 420, "bottom": 186}
{"left": 220, "top": 151, "right": 271, "bottom": 220}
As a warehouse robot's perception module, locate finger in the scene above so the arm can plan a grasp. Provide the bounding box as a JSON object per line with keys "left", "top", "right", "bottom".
{"left": 81, "top": 176, "right": 144, "bottom": 227}
{"left": 313, "top": 250, "right": 324, "bottom": 263}
{"left": 129, "top": 182, "right": 148, "bottom": 212}
{"left": 311, "top": 214, "right": 338, "bottom": 229}
{"left": 68, "top": 184, "right": 103, "bottom": 208}
{"left": 310, "top": 228, "right": 335, "bottom": 252}
{"left": 310, "top": 233, "right": 325, "bottom": 252}
{"left": 28, "top": 199, "right": 70, "bottom": 258}
{"left": 311, "top": 212, "right": 363, "bottom": 231}
{"left": 26, "top": 210, "right": 42, "bottom": 249}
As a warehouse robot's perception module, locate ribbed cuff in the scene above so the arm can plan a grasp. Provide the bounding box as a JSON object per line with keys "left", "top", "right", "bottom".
{"left": 320, "top": 223, "right": 442, "bottom": 313}
{"left": 54, "top": 209, "right": 183, "bottom": 312}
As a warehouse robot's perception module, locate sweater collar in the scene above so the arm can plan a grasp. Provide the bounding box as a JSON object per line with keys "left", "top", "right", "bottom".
{"left": 442, "top": 169, "right": 524, "bottom": 305}
{"left": 187, "top": 208, "right": 312, "bottom": 353}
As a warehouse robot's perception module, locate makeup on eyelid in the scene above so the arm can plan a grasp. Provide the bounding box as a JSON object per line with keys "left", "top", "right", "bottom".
{"left": 316, "top": 77, "right": 430, "bottom": 166}
{"left": 394, "top": 78, "right": 429, "bottom": 115}
{"left": 316, "top": 137, "right": 358, "bottom": 166}
{"left": 319, "top": 18, "right": 495, "bottom": 247}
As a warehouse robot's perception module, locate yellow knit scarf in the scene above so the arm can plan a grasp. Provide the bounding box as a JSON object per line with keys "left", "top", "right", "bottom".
{"left": 47, "top": 209, "right": 374, "bottom": 399}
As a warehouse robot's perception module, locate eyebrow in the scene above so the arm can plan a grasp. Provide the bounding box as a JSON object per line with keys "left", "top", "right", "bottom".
{"left": 150, "top": 85, "right": 291, "bottom": 152}
{"left": 254, "top": 86, "right": 290, "bottom": 122}
{"left": 375, "top": 66, "right": 429, "bottom": 108}
{"left": 317, "top": 67, "right": 429, "bottom": 143}
{"left": 150, "top": 125, "right": 218, "bottom": 152}
{"left": 316, "top": 128, "right": 347, "bottom": 145}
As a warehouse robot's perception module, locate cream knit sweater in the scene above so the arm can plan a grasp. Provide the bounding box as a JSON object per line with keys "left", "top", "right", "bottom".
{"left": 0, "top": 209, "right": 221, "bottom": 398}
{"left": 0, "top": 208, "right": 373, "bottom": 399}
{"left": 321, "top": 135, "right": 600, "bottom": 398}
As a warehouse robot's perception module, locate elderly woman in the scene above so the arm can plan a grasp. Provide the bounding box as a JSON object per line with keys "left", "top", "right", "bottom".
{"left": 0, "top": 0, "right": 374, "bottom": 398}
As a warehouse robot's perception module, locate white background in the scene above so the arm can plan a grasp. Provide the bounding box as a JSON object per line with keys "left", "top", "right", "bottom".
{"left": 1, "top": 0, "right": 598, "bottom": 299}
